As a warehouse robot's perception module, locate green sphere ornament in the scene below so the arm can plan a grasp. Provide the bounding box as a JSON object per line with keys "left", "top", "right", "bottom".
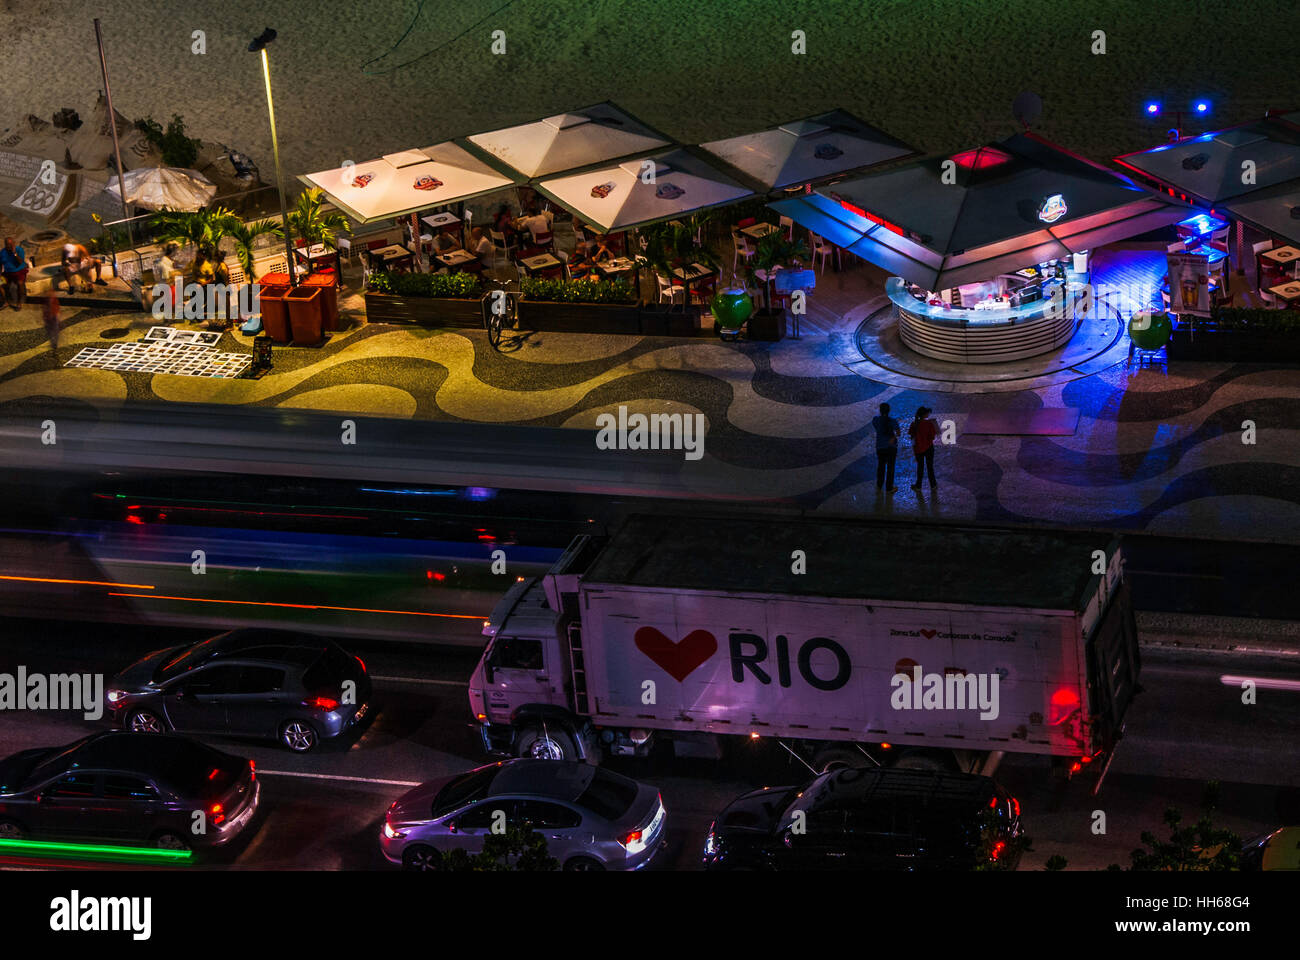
{"left": 710, "top": 288, "right": 753, "bottom": 330}
{"left": 1128, "top": 311, "right": 1172, "bottom": 350}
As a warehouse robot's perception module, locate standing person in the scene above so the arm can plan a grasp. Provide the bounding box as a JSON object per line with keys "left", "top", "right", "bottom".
{"left": 154, "top": 243, "right": 179, "bottom": 318}
{"left": 871, "top": 401, "right": 901, "bottom": 493}
{"left": 42, "top": 290, "right": 60, "bottom": 350}
{"left": 909, "top": 406, "right": 939, "bottom": 490}
{"left": 1, "top": 236, "right": 32, "bottom": 310}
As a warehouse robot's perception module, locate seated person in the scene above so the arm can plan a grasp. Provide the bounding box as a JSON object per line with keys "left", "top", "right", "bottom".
{"left": 432, "top": 231, "right": 461, "bottom": 256}
{"left": 492, "top": 204, "right": 518, "bottom": 240}
{"left": 516, "top": 205, "right": 554, "bottom": 244}
{"left": 588, "top": 236, "right": 614, "bottom": 262}
{"left": 470, "top": 227, "right": 495, "bottom": 267}
{"left": 61, "top": 242, "right": 106, "bottom": 293}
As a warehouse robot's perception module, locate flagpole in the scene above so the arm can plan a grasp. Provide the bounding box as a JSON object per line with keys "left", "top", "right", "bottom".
{"left": 93, "top": 18, "right": 138, "bottom": 282}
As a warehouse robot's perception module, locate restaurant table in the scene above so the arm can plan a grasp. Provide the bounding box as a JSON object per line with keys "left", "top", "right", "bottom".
{"left": 1176, "top": 213, "right": 1229, "bottom": 241}
{"left": 1261, "top": 245, "right": 1300, "bottom": 281}
{"left": 670, "top": 262, "right": 717, "bottom": 309}
{"left": 519, "top": 253, "right": 562, "bottom": 276}
{"left": 1268, "top": 281, "right": 1300, "bottom": 305}
{"left": 370, "top": 244, "right": 415, "bottom": 270}
{"left": 436, "top": 248, "right": 479, "bottom": 270}
{"left": 294, "top": 244, "right": 337, "bottom": 272}
{"left": 421, "top": 212, "right": 460, "bottom": 230}
{"left": 596, "top": 257, "right": 636, "bottom": 277}
{"left": 740, "top": 222, "right": 779, "bottom": 240}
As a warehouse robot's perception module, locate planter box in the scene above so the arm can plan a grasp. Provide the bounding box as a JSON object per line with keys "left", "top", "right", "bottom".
{"left": 747, "top": 307, "right": 786, "bottom": 342}
{"left": 640, "top": 303, "right": 703, "bottom": 337}
{"left": 1168, "top": 327, "right": 1300, "bottom": 362}
{"left": 259, "top": 285, "right": 292, "bottom": 343}
{"left": 522, "top": 299, "right": 640, "bottom": 335}
{"left": 364, "top": 292, "right": 482, "bottom": 328}
{"left": 285, "top": 286, "right": 323, "bottom": 346}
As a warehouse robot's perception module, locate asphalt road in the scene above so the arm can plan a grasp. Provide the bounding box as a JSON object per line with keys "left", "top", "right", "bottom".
{"left": 1, "top": 619, "right": 1296, "bottom": 872}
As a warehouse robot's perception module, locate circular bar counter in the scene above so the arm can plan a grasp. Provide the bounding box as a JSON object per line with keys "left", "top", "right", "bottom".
{"left": 887, "top": 277, "right": 1082, "bottom": 363}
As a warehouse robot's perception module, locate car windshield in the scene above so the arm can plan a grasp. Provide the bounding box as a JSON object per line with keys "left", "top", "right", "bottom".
{"left": 153, "top": 636, "right": 223, "bottom": 684}
{"left": 432, "top": 766, "right": 499, "bottom": 816}
{"left": 779, "top": 772, "right": 836, "bottom": 826}
{"left": 20, "top": 736, "right": 98, "bottom": 789}
{"left": 575, "top": 768, "right": 638, "bottom": 820}
{"left": 302, "top": 646, "right": 351, "bottom": 692}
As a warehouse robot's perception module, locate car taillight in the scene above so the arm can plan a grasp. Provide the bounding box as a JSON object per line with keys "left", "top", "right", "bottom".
{"left": 208, "top": 768, "right": 220, "bottom": 781}
{"left": 621, "top": 829, "right": 647, "bottom": 854}
{"left": 991, "top": 841, "right": 1006, "bottom": 861}
{"left": 1011, "top": 797, "right": 1020, "bottom": 817}
{"left": 249, "top": 759, "right": 256, "bottom": 779}
{"left": 989, "top": 796, "right": 998, "bottom": 808}
{"left": 355, "top": 656, "right": 366, "bottom": 674}
{"left": 304, "top": 696, "right": 339, "bottom": 711}
{"left": 210, "top": 802, "right": 225, "bottom": 826}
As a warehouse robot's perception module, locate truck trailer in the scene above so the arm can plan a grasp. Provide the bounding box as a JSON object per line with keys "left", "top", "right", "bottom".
{"left": 469, "top": 514, "right": 1140, "bottom": 786}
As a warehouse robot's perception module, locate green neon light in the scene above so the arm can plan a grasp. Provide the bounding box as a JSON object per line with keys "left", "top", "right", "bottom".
{"left": 0, "top": 838, "right": 193, "bottom": 861}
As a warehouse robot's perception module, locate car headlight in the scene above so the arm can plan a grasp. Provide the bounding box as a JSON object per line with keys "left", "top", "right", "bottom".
{"left": 703, "top": 827, "right": 719, "bottom": 857}
{"left": 383, "top": 821, "right": 406, "bottom": 840}
{"left": 106, "top": 689, "right": 128, "bottom": 704}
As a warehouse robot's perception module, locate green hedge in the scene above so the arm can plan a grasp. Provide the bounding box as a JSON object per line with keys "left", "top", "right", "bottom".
{"left": 520, "top": 277, "right": 635, "bottom": 304}
{"left": 366, "top": 270, "right": 482, "bottom": 298}
{"left": 1204, "top": 307, "right": 1300, "bottom": 333}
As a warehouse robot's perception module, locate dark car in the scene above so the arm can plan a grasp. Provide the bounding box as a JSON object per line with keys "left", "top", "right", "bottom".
{"left": 702, "top": 766, "right": 1022, "bottom": 871}
{"left": 106, "top": 628, "right": 371, "bottom": 752}
{"left": 0, "top": 731, "right": 258, "bottom": 851}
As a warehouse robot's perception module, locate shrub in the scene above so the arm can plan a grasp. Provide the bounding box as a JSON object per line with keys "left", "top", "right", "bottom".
{"left": 1203, "top": 306, "right": 1300, "bottom": 333}
{"left": 366, "top": 270, "right": 482, "bottom": 298}
{"left": 520, "top": 277, "right": 635, "bottom": 304}
{"left": 134, "top": 114, "right": 201, "bottom": 169}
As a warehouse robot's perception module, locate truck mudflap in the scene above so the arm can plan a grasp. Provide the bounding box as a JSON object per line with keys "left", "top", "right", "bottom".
{"left": 477, "top": 722, "right": 516, "bottom": 756}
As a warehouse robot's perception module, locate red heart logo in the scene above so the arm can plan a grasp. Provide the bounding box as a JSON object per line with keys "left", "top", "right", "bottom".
{"left": 634, "top": 627, "right": 717, "bottom": 682}
{"left": 920, "top": 629, "right": 937, "bottom": 639}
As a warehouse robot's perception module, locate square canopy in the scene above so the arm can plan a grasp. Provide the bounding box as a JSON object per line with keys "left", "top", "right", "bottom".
{"left": 299, "top": 141, "right": 517, "bottom": 224}
{"left": 535, "top": 148, "right": 753, "bottom": 234}
{"left": 698, "top": 109, "right": 915, "bottom": 190}
{"left": 775, "top": 133, "right": 1188, "bottom": 290}
{"left": 1114, "top": 118, "right": 1300, "bottom": 203}
{"left": 465, "top": 102, "right": 673, "bottom": 180}
{"left": 1224, "top": 181, "right": 1300, "bottom": 245}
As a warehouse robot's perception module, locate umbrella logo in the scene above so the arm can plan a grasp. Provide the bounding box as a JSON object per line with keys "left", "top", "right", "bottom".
{"left": 814, "top": 143, "right": 843, "bottom": 160}
{"left": 351, "top": 173, "right": 374, "bottom": 188}
{"left": 1037, "top": 193, "right": 1068, "bottom": 223}
{"left": 413, "top": 175, "right": 443, "bottom": 191}
{"left": 654, "top": 183, "right": 684, "bottom": 200}
{"left": 590, "top": 181, "right": 615, "bottom": 199}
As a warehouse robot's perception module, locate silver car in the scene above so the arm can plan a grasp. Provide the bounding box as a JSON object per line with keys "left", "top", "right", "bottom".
{"left": 381, "top": 760, "right": 667, "bottom": 871}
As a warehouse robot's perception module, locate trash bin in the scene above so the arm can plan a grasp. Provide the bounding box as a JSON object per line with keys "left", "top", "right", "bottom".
{"left": 285, "top": 285, "right": 323, "bottom": 345}
{"left": 259, "top": 285, "right": 292, "bottom": 343}
{"left": 258, "top": 271, "right": 292, "bottom": 288}
{"left": 300, "top": 273, "right": 339, "bottom": 331}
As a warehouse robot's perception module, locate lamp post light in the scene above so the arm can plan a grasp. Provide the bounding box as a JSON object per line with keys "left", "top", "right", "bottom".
{"left": 249, "top": 28, "right": 297, "bottom": 286}
{"left": 1144, "top": 99, "right": 1211, "bottom": 142}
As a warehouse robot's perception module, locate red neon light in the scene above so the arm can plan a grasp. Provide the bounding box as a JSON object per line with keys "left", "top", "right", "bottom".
{"left": 838, "top": 200, "right": 905, "bottom": 235}
{"left": 951, "top": 147, "right": 1011, "bottom": 170}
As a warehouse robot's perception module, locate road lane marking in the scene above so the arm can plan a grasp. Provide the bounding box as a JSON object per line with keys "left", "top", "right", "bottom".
{"left": 1219, "top": 674, "right": 1300, "bottom": 691}
{"left": 257, "top": 770, "right": 422, "bottom": 787}
{"left": 106, "top": 592, "right": 486, "bottom": 620}
{"left": 373, "top": 675, "right": 466, "bottom": 686}
{"left": 1, "top": 574, "right": 155, "bottom": 589}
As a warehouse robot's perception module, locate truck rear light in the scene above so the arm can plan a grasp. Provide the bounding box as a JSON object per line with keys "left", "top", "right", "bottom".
{"left": 304, "top": 696, "right": 339, "bottom": 711}
{"left": 749, "top": 731, "right": 760, "bottom": 740}
{"left": 1080, "top": 754, "right": 1093, "bottom": 764}
{"left": 1049, "top": 688, "right": 1081, "bottom": 725}
{"left": 880, "top": 742, "right": 892, "bottom": 750}
{"left": 1069, "top": 761, "right": 1082, "bottom": 774}
{"left": 210, "top": 802, "right": 225, "bottom": 826}
{"left": 1011, "top": 797, "right": 1020, "bottom": 817}
{"left": 989, "top": 796, "right": 998, "bottom": 808}
{"left": 990, "top": 841, "right": 1006, "bottom": 861}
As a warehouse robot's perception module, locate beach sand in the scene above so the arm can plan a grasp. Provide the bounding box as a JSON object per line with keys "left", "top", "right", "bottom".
{"left": 1, "top": 0, "right": 1296, "bottom": 188}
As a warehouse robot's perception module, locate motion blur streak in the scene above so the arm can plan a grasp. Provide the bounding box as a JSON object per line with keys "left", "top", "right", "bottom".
{"left": 1219, "top": 674, "right": 1300, "bottom": 691}
{"left": 106, "top": 592, "right": 487, "bottom": 619}
{"left": 0, "top": 574, "right": 155, "bottom": 589}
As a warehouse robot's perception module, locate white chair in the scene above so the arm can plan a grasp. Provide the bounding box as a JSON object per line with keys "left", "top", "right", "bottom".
{"left": 336, "top": 237, "right": 352, "bottom": 265}
{"left": 656, "top": 274, "right": 685, "bottom": 306}
{"left": 489, "top": 229, "right": 517, "bottom": 269}
{"left": 732, "top": 233, "right": 755, "bottom": 275}
{"left": 779, "top": 215, "right": 795, "bottom": 240}
{"left": 1166, "top": 241, "right": 1186, "bottom": 254}
{"left": 1210, "top": 225, "right": 1231, "bottom": 248}
{"left": 1252, "top": 239, "right": 1274, "bottom": 258}
{"left": 810, "top": 233, "right": 834, "bottom": 273}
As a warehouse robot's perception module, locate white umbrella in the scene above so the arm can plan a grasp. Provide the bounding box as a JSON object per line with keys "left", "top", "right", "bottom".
{"left": 104, "top": 166, "right": 217, "bottom": 211}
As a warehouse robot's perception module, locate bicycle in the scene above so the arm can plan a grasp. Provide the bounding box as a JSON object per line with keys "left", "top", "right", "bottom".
{"left": 480, "top": 275, "right": 519, "bottom": 351}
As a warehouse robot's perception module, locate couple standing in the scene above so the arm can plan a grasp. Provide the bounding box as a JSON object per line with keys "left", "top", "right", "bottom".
{"left": 871, "top": 402, "right": 938, "bottom": 493}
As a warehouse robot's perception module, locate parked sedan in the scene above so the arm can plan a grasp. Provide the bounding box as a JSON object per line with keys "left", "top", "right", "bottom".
{"left": 381, "top": 760, "right": 667, "bottom": 871}
{"left": 106, "top": 627, "right": 371, "bottom": 752}
{"left": 702, "top": 766, "right": 1022, "bottom": 871}
{"left": 0, "top": 731, "right": 258, "bottom": 851}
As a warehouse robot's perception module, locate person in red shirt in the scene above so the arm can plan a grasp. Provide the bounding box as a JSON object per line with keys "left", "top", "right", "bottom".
{"left": 908, "top": 406, "right": 938, "bottom": 489}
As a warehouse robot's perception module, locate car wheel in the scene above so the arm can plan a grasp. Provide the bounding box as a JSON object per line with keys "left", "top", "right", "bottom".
{"left": 0, "top": 819, "right": 27, "bottom": 840}
{"left": 812, "top": 745, "right": 869, "bottom": 773}
{"left": 563, "top": 856, "right": 605, "bottom": 872}
{"left": 517, "top": 727, "right": 578, "bottom": 761}
{"left": 152, "top": 831, "right": 189, "bottom": 851}
{"left": 280, "top": 720, "right": 318, "bottom": 753}
{"left": 402, "top": 845, "right": 442, "bottom": 871}
{"left": 127, "top": 709, "right": 165, "bottom": 733}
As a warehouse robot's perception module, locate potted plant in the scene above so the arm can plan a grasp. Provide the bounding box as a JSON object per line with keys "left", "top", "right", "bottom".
{"left": 151, "top": 205, "right": 240, "bottom": 257}
{"left": 287, "top": 187, "right": 350, "bottom": 276}
{"left": 363, "top": 269, "right": 485, "bottom": 326}
{"left": 520, "top": 276, "right": 640, "bottom": 334}
{"left": 744, "top": 232, "right": 809, "bottom": 341}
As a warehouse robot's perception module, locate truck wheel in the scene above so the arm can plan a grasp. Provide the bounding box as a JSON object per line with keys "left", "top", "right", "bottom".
{"left": 892, "top": 749, "right": 952, "bottom": 772}
{"left": 812, "top": 745, "right": 869, "bottom": 773}
{"left": 517, "top": 727, "right": 578, "bottom": 761}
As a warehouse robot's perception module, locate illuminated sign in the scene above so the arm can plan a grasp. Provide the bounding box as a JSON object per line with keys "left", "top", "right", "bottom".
{"left": 1038, "top": 194, "right": 1068, "bottom": 223}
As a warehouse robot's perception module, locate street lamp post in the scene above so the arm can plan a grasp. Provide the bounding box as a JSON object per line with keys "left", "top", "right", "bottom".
{"left": 249, "top": 28, "right": 297, "bottom": 286}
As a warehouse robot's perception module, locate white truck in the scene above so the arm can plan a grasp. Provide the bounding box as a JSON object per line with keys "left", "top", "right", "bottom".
{"left": 469, "top": 514, "right": 1140, "bottom": 785}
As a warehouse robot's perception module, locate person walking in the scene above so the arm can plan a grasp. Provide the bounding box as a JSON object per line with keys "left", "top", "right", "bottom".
{"left": 871, "top": 401, "right": 901, "bottom": 492}
{"left": 1, "top": 236, "right": 32, "bottom": 310}
{"left": 909, "top": 406, "right": 939, "bottom": 490}
{"left": 42, "top": 290, "right": 60, "bottom": 350}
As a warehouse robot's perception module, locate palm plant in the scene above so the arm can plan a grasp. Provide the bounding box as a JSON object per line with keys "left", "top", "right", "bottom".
{"left": 287, "top": 187, "right": 350, "bottom": 275}
{"left": 229, "top": 219, "right": 284, "bottom": 275}
{"left": 638, "top": 219, "right": 718, "bottom": 279}
{"left": 150, "top": 205, "right": 240, "bottom": 255}
{"left": 746, "top": 232, "right": 810, "bottom": 311}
